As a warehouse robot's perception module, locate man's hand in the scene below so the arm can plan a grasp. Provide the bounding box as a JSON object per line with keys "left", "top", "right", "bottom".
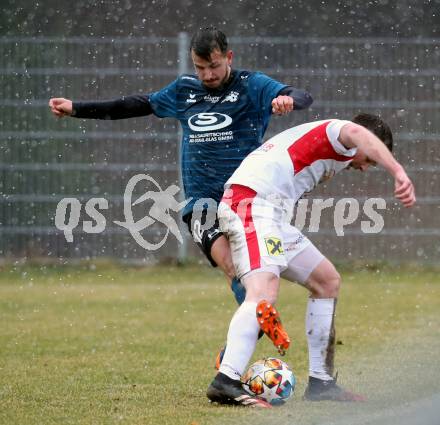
{"left": 271, "top": 95, "right": 294, "bottom": 115}
{"left": 394, "top": 169, "right": 416, "bottom": 207}
{"left": 49, "top": 98, "right": 73, "bottom": 118}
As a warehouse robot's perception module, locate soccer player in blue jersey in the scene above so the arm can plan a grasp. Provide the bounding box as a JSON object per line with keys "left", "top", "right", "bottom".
{"left": 49, "top": 28, "right": 313, "bottom": 305}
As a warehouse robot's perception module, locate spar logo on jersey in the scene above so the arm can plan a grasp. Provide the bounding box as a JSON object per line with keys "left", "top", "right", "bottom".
{"left": 188, "top": 112, "right": 233, "bottom": 132}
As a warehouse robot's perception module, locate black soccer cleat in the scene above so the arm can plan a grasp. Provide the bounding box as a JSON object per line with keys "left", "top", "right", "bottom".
{"left": 207, "top": 372, "right": 272, "bottom": 408}
{"left": 303, "top": 375, "right": 366, "bottom": 402}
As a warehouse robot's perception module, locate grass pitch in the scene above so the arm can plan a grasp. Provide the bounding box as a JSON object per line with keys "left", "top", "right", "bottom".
{"left": 0, "top": 262, "right": 439, "bottom": 425}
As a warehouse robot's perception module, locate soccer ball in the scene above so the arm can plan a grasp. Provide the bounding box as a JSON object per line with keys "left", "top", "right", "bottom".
{"left": 241, "top": 357, "right": 295, "bottom": 405}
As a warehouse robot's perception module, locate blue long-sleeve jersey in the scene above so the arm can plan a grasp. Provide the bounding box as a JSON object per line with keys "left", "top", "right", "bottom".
{"left": 149, "top": 70, "right": 312, "bottom": 216}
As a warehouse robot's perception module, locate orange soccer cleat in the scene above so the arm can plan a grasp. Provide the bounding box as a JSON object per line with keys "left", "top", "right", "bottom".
{"left": 256, "top": 300, "right": 291, "bottom": 356}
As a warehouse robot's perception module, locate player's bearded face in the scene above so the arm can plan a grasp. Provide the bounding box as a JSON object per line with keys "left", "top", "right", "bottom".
{"left": 192, "top": 49, "right": 232, "bottom": 89}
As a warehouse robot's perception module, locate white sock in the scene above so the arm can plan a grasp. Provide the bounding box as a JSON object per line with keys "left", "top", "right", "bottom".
{"left": 305, "top": 298, "right": 336, "bottom": 381}
{"left": 219, "top": 301, "right": 260, "bottom": 380}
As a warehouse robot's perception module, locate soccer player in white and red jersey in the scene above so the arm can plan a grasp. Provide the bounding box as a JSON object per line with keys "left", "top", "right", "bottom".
{"left": 207, "top": 113, "right": 415, "bottom": 406}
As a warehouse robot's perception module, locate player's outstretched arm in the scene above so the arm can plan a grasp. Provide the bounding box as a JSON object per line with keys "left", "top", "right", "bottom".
{"left": 340, "top": 122, "right": 416, "bottom": 208}
{"left": 48, "top": 95, "right": 154, "bottom": 120}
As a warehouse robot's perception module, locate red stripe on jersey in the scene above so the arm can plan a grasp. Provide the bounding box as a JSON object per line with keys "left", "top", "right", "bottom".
{"left": 227, "top": 184, "right": 261, "bottom": 271}
{"left": 287, "top": 121, "right": 353, "bottom": 174}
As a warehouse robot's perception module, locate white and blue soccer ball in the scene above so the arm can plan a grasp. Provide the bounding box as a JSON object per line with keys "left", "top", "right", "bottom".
{"left": 241, "top": 357, "right": 295, "bottom": 405}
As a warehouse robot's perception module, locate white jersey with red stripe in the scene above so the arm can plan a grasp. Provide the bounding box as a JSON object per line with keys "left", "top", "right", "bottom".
{"left": 225, "top": 119, "right": 357, "bottom": 202}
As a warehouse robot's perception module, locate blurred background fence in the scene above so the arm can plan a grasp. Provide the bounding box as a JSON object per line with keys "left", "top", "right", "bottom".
{"left": 0, "top": 35, "right": 439, "bottom": 264}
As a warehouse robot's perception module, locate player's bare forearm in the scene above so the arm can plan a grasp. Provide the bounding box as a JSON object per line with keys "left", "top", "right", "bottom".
{"left": 340, "top": 123, "right": 416, "bottom": 207}
{"left": 340, "top": 123, "right": 401, "bottom": 176}
{"left": 394, "top": 169, "right": 416, "bottom": 207}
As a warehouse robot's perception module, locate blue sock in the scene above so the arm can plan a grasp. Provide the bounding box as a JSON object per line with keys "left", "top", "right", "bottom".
{"left": 231, "top": 277, "right": 246, "bottom": 305}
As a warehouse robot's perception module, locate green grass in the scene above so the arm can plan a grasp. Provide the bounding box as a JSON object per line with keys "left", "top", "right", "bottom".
{"left": 0, "top": 263, "right": 439, "bottom": 425}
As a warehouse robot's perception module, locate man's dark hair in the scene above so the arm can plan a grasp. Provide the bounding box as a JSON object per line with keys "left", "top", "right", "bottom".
{"left": 352, "top": 113, "right": 393, "bottom": 152}
{"left": 190, "top": 27, "right": 228, "bottom": 60}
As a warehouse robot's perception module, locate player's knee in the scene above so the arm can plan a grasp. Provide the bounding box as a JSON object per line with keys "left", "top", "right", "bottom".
{"left": 262, "top": 274, "right": 279, "bottom": 304}
{"left": 244, "top": 272, "right": 279, "bottom": 304}
{"left": 250, "top": 290, "right": 278, "bottom": 305}
{"left": 309, "top": 270, "right": 341, "bottom": 298}
{"left": 260, "top": 285, "right": 278, "bottom": 305}
{"left": 327, "top": 271, "right": 341, "bottom": 297}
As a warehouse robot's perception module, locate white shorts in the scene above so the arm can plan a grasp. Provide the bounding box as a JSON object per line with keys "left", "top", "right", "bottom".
{"left": 218, "top": 184, "right": 324, "bottom": 284}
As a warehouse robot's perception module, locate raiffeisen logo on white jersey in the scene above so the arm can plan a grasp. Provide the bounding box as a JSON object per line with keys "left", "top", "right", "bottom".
{"left": 188, "top": 112, "right": 233, "bottom": 132}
